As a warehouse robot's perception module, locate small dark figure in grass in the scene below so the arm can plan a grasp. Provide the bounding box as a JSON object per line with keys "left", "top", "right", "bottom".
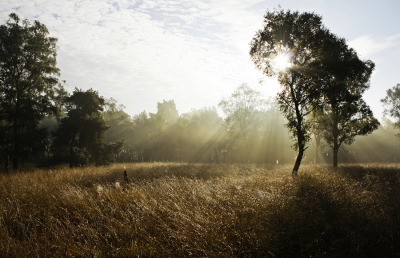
{"left": 123, "top": 170, "right": 130, "bottom": 191}
{"left": 124, "top": 170, "right": 129, "bottom": 184}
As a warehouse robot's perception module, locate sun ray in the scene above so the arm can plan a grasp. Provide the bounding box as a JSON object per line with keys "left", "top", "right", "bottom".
{"left": 273, "top": 53, "right": 291, "bottom": 70}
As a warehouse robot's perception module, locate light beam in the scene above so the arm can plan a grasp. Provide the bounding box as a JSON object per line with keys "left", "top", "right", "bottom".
{"left": 273, "top": 53, "right": 291, "bottom": 70}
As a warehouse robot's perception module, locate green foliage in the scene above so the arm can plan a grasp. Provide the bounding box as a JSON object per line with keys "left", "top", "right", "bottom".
{"left": 95, "top": 96, "right": 295, "bottom": 164}
{"left": 318, "top": 98, "right": 379, "bottom": 145}
{"left": 313, "top": 32, "right": 379, "bottom": 167}
{"left": 103, "top": 97, "right": 134, "bottom": 144}
{"left": 51, "top": 81, "right": 70, "bottom": 125}
{"left": 250, "top": 9, "right": 326, "bottom": 174}
{"left": 219, "top": 84, "right": 267, "bottom": 162}
{"left": 0, "top": 13, "right": 59, "bottom": 171}
{"left": 156, "top": 99, "right": 179, "bottom": 127}
{"left": 51, "top": 88, "right": 123, "bottom": 167}
{"left": 250, "top": 9, "right": 379, "bottom": 169}
{"left": 219, "top": 84, "right": 265, "bottom": 139}
{"left": 121, "top": 103, "right": 226, "bottom": 163}
{"left": 381, "top": 83, "right": 400, "bottom": 130}
{"left": 177, "top": 107, "right": 224, "bottom": 162}
{"left": 102, "top": 140, "right": 124, "bottom": 164}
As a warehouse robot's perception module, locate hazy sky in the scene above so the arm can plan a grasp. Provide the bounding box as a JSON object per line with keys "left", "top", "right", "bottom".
{"left": 1, "top": 0, "right": 399, "bottom": 119}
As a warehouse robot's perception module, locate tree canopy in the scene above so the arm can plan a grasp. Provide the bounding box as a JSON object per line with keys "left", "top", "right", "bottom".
{"left": 312, "top": 32, "right": 379, "bottom": 167}
{"left": 250, "top": 9, "right": 326, "bottom": 176}
{"left": 250, "top": 8, "right": 379, "bottom": 172}
{"left": 51, "top": 88, "right": 123, "bottom": 167}
{"left": 0, "top": 13, "right": 59, "bottom": 171}
{"left": 219, "top": 83, "right": 266, "bottom": 162}
{"left": 381, "top": 83, "right": 400, "bottom": 130}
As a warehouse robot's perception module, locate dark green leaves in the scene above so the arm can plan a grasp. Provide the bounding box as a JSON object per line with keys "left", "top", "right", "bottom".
{"left": 0, "top": 13, "right": 60, "bottom": 170}
{"left": 51, "top": 89, "right": 123, "bottom": 167}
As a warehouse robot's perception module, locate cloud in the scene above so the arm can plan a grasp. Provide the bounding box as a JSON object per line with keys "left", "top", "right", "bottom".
{"left": 348, "top": 34, "right": 400, "bottom": 58}
{"left": 0, "top": 0, "right": 278, "bottom": 116}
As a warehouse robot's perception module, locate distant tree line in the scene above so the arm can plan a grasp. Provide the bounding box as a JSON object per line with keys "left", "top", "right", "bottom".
{"left": 1, "top": 12, "right": 399, "bottom": 173}
{"left": 39, "top": 84, "right": 400, "bottom": 169}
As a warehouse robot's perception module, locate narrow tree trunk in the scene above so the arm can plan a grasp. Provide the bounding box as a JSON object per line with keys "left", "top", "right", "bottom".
{"left": 315, "top": 134, "right": 320, "bottom": 164}
{"left": 332, "top": 108, "right": 339, "bottom": 168}
{"left": 69, "top": 132, "right": 76, "bottom": 168}
{"left": 332, "top": 126, "right": 339, "bottom": 168}
{"left": 333, "top": 140, "right": 339, "bottom": 168}
{"left": 4, "top": 153, "right": 9, "bottom": 174}
{"left": 292, "top": 132, "right": 305, "bottom": 177}
{"left": 292, "top": 148, "right": 304, "bottom": 177}
{"left": 13, "top": 117, "right": 18, "bottom": 172}
{"left": 12, "top": 158, "right": 18, "bottom": 171}
{"left": 292, "top": 95, "right": 304, "bottom": 178}
{"left": 288, "top": 75, "right": 306, "bottom": 178}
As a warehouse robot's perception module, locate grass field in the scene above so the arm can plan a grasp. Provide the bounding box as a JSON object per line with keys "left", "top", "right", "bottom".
{"left": 0, "top": 163, "right": 399, "bottom": 257}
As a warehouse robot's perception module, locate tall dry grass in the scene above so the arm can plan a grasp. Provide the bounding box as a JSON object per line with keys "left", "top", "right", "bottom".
{"left": 0, "top": 163, "right": 399, "bottom": 257}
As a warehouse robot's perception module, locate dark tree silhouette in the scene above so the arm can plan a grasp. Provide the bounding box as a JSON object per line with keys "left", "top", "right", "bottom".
{"left": 250, "top": 9, "right": 326, "bottom": 176}
{"left": 312, "top": 32, "right": 379, "bottom": 167}
{"left": 51, "top": 81, "right": 70, "bottom": 126}
{"left": 51, "top": 88, "right": 123, "bottom": 167}
{"left": 0, "top": 13, "right": 59, "bottom": 171}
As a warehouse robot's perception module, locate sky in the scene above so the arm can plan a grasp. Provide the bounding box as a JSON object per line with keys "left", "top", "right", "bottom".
{"left": 1, "top": 0, "right": 399, "bottom": 119}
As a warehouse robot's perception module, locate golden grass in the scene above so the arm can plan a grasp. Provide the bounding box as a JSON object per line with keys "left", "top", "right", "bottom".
{"left": 0, "top": 163, "right": 400, "bottom": 257}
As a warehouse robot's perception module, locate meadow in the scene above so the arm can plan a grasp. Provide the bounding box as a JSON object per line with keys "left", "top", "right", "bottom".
{"left": 0, "top": 163, "right": 399, "bottom": 257}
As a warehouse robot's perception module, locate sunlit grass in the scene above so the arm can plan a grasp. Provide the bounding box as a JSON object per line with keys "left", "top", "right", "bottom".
{"left": 0, "top": 163, "right": 399, "bottom": 257}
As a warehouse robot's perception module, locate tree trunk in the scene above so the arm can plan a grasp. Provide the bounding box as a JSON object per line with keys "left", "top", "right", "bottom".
{"left": 332, "top": 125, "right": 339, "bottom": 168}
{"left": 292, "top": 147, "right": 304, "bottom": 177}
{"left": 4, "top": 152, "right": 9, "bottom": 174}
{"left": 12, "top": 157, "right": 18, "bottom": 171}
{"left": 333, "top": 139, "right": 339, "bottom": 168}
{"left": 292, "top": 122, "right": 305, "bottom": 177}
{"left": 315, "top": 134, "right": 320, "bottom": 164}
{"left": 69, "top": 132, "right": 76, "bottom": 168}
{"left": 13, "top": 116, "right": 18, "bottom": 172}
{"left": 292, "top": 94, "right": 304, "bottom": 178}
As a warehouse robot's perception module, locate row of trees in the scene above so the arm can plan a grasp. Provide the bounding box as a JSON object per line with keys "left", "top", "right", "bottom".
{"left": 1, "top": 12, "right": 399, "bottom": 174}
{"left": 100, "top": 84, "right": 398, "bottom": 167}
{"left": 0, "top": 14, "right": 122, "bottom": 172}
{"left": 100, "top": 86, "right": 295, "bottom": 165}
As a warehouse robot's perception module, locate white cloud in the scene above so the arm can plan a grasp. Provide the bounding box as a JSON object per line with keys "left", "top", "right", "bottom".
{"left": 3, "top": 0, "right": 397, "bottom": 121}
{"left": 0, "top": 1, "right": 289, "bottom": 116}
{"left": 348, "top": 34, "right": 400, "bottom": 58}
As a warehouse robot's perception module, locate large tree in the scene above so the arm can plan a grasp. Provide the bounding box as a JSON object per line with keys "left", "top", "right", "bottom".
{"left": 317, "top": 98, "right": 379, "bottom": 167}
{"left": 0, "top": 13, "right": 59, "bottom": 171}
{"left": 250, "top": 9, "right": 326, "bottom": 176}
{"left": 51, "top": 88, "right": 123, "bottom": 167}
{"left": 312, "top": 32, "right": 379, "bottom": 167}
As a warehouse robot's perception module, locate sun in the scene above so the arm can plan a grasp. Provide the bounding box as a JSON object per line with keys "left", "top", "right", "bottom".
{"left": 273, "top": 53, "right": 291, "bottom": 70}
